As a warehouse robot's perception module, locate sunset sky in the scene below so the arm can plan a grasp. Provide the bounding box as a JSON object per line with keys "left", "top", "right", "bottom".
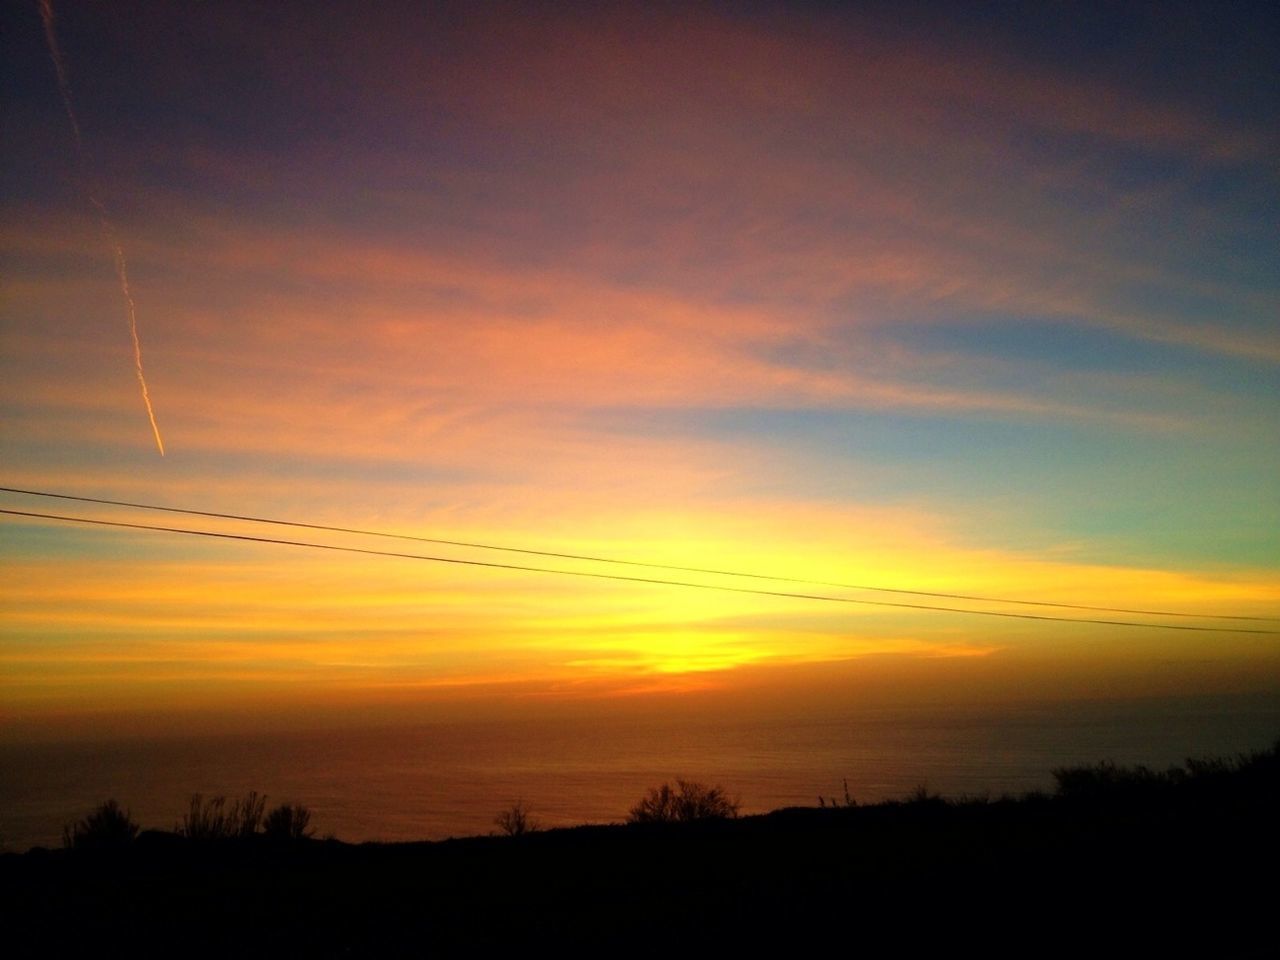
{"left": 2, "top": 1, "right": 1277, "bottom": 738}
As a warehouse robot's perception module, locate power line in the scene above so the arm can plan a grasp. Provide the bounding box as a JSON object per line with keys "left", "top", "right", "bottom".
{"left": 1, "top": 485, "right": 1272, "bottom": 623}
{"left": 3, "top": 507, "right": 1277, "bottom": 635}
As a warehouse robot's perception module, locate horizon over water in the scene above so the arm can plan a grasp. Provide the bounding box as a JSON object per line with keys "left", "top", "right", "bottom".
{"left": 3, "top": 691, "right": 1277, "bottom": 853}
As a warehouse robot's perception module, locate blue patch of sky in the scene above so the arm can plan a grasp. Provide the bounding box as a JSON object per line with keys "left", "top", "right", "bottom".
{"left": 880, "top": 312, "right": 1280, "bottom": 390}
{"left": 778, "top": 304, "right": 1269, "bottom": 409}
{"left": 752, "top": 311, "right": 1280, "bottom": 425}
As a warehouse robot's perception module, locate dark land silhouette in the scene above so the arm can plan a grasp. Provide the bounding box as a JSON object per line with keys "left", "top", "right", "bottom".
{"left": 2, "top": 742, "right": 1275, "bottom": 956}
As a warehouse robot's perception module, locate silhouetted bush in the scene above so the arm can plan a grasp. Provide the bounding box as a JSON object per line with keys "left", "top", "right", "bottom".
{"left": 628, "top": 780, "right": 739, "bottom": 824}
{"left": 494, "top": 800, "right": 539, "bottom": 836}
{"left": 263, "top": 802, "right": 314, "bottom": 841}
{"left": 63, "top": 799, "right": 139, "bottom": 852}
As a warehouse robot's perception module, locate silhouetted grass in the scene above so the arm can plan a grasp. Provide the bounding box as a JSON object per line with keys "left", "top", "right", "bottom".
{"left": 817, "top": 778, "right": 856, "bottom": 808}
{"left": 178, "top": 791, "right": 299, "bottom": 842}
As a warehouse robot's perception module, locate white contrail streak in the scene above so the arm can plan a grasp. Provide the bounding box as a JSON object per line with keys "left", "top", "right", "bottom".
{"left": 38, "top": 0, "right": 166, "bottom": 456}
{"left": 93, "top": 200, "right": 166, "bottom": 456}
{"left": 38, "top": 0, "right": 82, "bottom": 153}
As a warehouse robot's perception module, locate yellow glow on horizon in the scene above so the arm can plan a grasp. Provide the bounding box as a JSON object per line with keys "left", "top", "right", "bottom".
{"left": 3, "top": 491, "right": 1278, "bottom": 726}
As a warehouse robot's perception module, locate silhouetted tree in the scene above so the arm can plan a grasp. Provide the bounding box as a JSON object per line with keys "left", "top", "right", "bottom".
{"left": 494, "top": 800, "right": 539, "bottom": 836}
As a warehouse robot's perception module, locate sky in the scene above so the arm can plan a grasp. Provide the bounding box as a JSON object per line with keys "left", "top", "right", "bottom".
{"left": 2, "top": 1, "right": 1277, "bottom": 738}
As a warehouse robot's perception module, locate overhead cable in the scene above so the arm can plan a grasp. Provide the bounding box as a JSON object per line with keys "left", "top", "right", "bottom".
{"left": 1, "top": 485, "right": 1272, "bottom": 623}
{"left": 3, "top": 507, "right": 1277, "bottom": 635}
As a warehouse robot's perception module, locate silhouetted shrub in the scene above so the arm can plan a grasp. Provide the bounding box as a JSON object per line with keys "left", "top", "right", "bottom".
{"left": 628, "top": 780, "right": 739, "bottom": 824}
{"left": 263, "top": 802, "right": 314, "bottom": 841}
{"left": 63, "top": 799, "right": 139, "bottom": 852}
{"left": 494, "top": 800, "right": 539, "bottom": 836}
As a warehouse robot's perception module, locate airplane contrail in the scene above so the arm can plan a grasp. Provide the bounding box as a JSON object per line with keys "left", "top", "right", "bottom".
{"left": 38, "top": 0, "right": 82, "bottom": 150}
{"left": 38, "top": 0, "right": 166, "bottom": 456}
{"left": 93, "top": 200, "right": 166, "bottom": 455}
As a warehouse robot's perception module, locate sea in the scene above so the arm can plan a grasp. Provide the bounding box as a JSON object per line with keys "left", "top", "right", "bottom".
{"left": 3, "top": 692, "right": 1276, "bottom": 854}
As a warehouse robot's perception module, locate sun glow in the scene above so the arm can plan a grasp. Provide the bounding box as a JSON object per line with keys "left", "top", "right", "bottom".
{"left": 4, "top": 1, "right": 1278, "bottom": 734}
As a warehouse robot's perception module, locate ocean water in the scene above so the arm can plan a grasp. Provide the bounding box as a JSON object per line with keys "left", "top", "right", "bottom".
{"left": 3, "top": 693, "right": 1276, "bottom": 853}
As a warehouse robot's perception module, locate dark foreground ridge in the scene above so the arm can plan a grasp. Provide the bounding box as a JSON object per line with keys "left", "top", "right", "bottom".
{"left": 3, "top": 743, "right": 1276, "bottom": 957}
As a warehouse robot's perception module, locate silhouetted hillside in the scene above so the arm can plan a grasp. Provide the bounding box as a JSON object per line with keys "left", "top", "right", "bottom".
{"left": 3, "top": 742, "right": 1276, "bottom": 957}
